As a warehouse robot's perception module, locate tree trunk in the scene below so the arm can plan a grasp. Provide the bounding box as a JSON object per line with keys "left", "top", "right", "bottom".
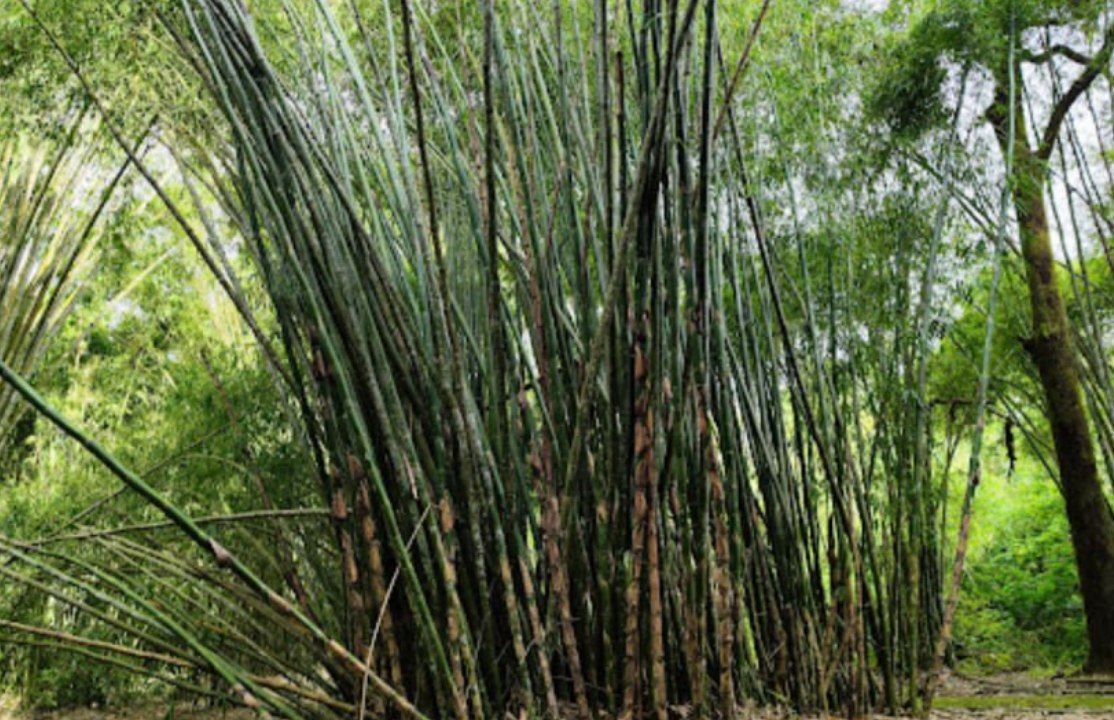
{"left": 989, "top": 67, "right": 1114, "bottom": 673}
{"left": 1010, "top": 139, "right": 1114, "bottom": 674}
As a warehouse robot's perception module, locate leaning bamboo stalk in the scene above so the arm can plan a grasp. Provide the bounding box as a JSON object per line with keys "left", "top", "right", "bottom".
{"left": 0, "top": 357, "right": 426, "bottom": 720}
{"left": 0, "top": 561, "right": 189, "bottom": 665}
{"left": 620, "top": 321, "right": 653, "bottom": 720}
{"left": 647, "top": 455, "right": 667, "bottom": 720}
{"left": 26, "top": 508, "right": 329, "bottom": 546}
{"left": 2, "top": 632, "right": 356, "bottom": 715}
{"left": 93, "top": 538, "right": 299, "bottom": 679}
{"left": 0, "top": 536, "right": 293, "bottom": 715}
{"left": 707, "top": 415, "right": 737, "bottom": 716}
{"left": 0, "top": 620, "right": 191, "bottom": 669}
{"left": 351, "top": 457, "right": 406, "bottom": 700}
{"left": 0, "top": 639, "right": 240, "bottom": 707}
{"left": 924, "top": 16, "right": 1017, "bottom": 709}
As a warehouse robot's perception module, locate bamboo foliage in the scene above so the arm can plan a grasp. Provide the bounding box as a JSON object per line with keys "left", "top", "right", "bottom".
{"left": 0, "top": 0, "right": 1019, "bottom": 717}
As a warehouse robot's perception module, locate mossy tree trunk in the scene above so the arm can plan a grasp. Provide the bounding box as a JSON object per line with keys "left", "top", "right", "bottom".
{"left": 1016, "top": 167, "right": 1114, "bottom": 674}
{"left": 991, "top": 55, "right": 1114, "bottom": 673}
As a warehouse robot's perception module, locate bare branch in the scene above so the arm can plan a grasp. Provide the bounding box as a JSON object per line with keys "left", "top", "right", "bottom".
{"left": 1037, "top": 24, "right": 1114, "bottom": 161}
{"left": 1022, "top": 44, "right": 1093, "bottom": 65}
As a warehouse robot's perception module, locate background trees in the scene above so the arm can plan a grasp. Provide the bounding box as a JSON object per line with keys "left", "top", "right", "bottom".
{"left": 879, "top": 0, "right": 1114, "bottom": 673}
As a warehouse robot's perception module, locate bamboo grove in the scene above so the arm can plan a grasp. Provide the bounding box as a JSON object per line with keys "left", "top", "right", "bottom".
{"left": 2, "top": 0, "right": 1109, "bottom": 718}
{"left": 0, "top": 124, "right": 127, "bottom": 457}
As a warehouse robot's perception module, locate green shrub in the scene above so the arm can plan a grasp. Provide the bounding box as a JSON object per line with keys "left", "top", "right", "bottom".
{"left": 952, "top": 463, "right": 1086, "bottom": 673}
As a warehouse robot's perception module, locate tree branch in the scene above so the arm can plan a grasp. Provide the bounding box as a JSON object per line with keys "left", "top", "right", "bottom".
{"left": 1022, "top": 44, "right": 1092, "bottom": 65}
{"left": 1037, "top": 23, "right": 1114, "bottom": 161}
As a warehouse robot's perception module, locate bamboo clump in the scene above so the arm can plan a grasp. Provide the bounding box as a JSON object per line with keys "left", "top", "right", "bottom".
{"left": 0, "top": 0, "right": 1027, "bottom": 717}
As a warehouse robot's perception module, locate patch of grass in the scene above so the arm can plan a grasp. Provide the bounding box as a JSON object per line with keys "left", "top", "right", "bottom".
{"left": 935, "top": 694, "right": 1114, "bottom": 711}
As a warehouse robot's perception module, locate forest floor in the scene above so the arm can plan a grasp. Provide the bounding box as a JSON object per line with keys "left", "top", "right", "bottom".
{"left": 920, "top": 670, "right": 1114, "bottom": 718}
{"left": 4, "top": 673, "right": 1114, "bottom": 720}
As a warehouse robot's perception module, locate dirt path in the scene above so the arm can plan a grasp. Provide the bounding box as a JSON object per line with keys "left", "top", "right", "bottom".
{"left": 0, "top": 698, "right": 250, "bottom": 720}
{"left": 5, "top": 674, "right": 1114, "bottom": 720}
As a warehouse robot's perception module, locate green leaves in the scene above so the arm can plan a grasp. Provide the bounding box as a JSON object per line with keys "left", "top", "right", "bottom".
{"left": 870, "top": 27, "right": 948, "bottom": 137}
{"left": 956, "top": 464, "right": 1087, "bottom": 671}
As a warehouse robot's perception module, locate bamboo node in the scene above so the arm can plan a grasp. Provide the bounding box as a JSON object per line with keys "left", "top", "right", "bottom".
{"left": 209, "top": 539, "right": 234, "bottom": 568}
